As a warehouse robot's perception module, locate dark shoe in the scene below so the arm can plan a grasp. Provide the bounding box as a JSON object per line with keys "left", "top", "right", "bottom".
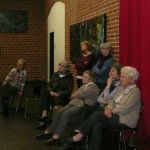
{"left": 35, "top": 122, "right": 46, "bottom": 129}
{"left": 45, "top": 137, "right": 61, "bottom": 145}
{"left": 39, "top": 116, "right": 48, "bottom": 122}
{"left": 59, "top": 138, "right": 76, "bottom": 150}
{"left": 36, "top": 133, "right": 52, "bottom": 140}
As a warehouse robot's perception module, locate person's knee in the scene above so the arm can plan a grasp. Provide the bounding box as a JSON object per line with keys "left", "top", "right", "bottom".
{"left": 92, "top": 110, "right": 102, "bottom": 117}
{"left": 54, "top": 111, "right": 63, "bottom": 119}
{"left": 62, "top": 111, "right": 72, "bottom": 119}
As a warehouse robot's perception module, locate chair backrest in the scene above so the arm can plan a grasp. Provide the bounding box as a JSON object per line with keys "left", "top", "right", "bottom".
{"left": 32, "top": 80, "right": 47, "bottom": 97}
{"left": 134, "top": 101, "right": 144, "bottom": 130}
{"left": 23, "top": 81, "right": 34, "bottom": 97}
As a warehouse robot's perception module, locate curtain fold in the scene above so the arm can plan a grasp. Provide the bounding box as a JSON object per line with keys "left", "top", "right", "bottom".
{"left": 120, "top": 0, "right": 150, "bottom": 137}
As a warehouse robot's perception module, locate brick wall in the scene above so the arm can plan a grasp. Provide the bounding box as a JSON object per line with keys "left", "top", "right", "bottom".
{"left": 44, "top": 0, "right": 120, "bottom": 87}
{"left": 0, "top": 0, "right": 119, "bottom": 84}
{"left": 0, "top": 0, "right": 47, "bottom": 82}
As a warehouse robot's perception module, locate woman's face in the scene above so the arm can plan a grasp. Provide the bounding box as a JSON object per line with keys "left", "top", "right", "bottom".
{"left": 101, "top": 48, "right": 110, "bottom": 56}
{"left": 80, "top": 43, "right": 88, "bottom": 52}
{"left": 120, "top": 73, "right": 132, "bottom": 87}
{"left": 58, "top": 63, "right": 66, "bottom": 73}
{"left": 17, "top": 61, "right": 25, "bottom": 70}
{"left": 109, "top": 67, "right": 119, "bottom": 79}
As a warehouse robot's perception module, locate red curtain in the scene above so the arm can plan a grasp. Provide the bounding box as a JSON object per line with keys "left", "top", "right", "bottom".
{"left": 120, "top": 0, "right": 150, "bottom": 137}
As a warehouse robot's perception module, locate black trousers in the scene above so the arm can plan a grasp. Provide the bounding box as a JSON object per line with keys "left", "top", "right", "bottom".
{"left": 40, "top": 90, "right": 49, "bottom": 110}
{"left": 76, "top": 105, "right": 100, "bottom": 127}
{"left": 0, "top": 84, "right": 19, "bottom": 111}
{"left": 40, "top": 90, "right": 65, "bottom": 111}
{"left": 78, "top": 110, "right": 127, "bottom": 150}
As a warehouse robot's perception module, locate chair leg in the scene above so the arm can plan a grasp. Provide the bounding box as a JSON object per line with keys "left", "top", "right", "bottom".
{"left": 118, "top": 131, "right": 122, "bottom": 150}
{"left": 121, "top": 131, "right": 127, "bottom": 150}
{"left": 15, "top": 96, "right": 20, "bottom": 112}
{"left": 9, "top": 95, "right": 15, "bottom": 110}
{"left": 85, "top": 136, "right": 89, "bottom": 150}
{"left": 49, "top": 106, "right": 54, "bottom": 121}
{"left": 19, "top": 96, "right": 23, "bottom": 111}
{"left": 24, "top": 98, "right": 29, "bottom": 119}
{"left": 119, "top": 130, "right": 127, "bottom": 150}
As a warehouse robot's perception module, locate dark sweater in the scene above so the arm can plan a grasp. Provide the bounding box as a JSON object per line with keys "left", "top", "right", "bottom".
{"left": 47, "top": 71, "right": 74, "bottom": 103}
{"left": 76, "top": 53, "right": 94, "bottom": 75}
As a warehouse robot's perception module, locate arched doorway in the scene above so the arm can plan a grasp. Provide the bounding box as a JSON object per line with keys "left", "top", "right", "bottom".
{"left": 47, "top": 2, "right": 65, "bottom": 80}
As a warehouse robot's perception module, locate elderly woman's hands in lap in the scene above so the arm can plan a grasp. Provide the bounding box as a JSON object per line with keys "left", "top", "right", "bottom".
{"left": 104, "top": 107, "right": 112, "bottom": 118}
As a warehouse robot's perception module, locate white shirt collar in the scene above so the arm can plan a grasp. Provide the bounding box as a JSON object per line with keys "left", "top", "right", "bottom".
{"left": 59, "top": 74, "right": 65, "bottom": 78}
{"left": 84, "top": 82, "right": 94, "bottom": 87}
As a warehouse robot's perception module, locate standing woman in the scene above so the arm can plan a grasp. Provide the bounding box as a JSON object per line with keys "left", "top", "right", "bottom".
{"left": 92, "top": 42, "right": 114, "bottom": 89}
{"left": 76, "top": 41, "right": 94, "bottom": 87}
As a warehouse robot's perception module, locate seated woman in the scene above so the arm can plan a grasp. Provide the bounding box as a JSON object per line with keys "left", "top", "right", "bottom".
{"left": 92, "top": 42, "right": 114, "bottom": 89}
{"left": 36, "top": 70, "right": 99, "bottom": 145}
{"left": 76, "top": 41, "right": 94, "bottom": 87}
{"left": 75, "top": 63, "right": 122, "bottom": 127}
{"left": 61, "top": 66, "right": 141, "bottom": 150}
{"left": 97, "top": 63, "right": 122, "bottom": 107}
{"left": 0, "top": 58, "right": 26, "bottom": 113}
{"left": 37, "top": 61, "right": 74, "bottom": 128}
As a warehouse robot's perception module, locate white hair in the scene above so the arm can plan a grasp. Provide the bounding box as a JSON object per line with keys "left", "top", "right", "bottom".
{"left": 59, "top": 60, "right": 70, "bottom": 71}
{"left": 121, "top": 66, "right": 139, "bottom": 82}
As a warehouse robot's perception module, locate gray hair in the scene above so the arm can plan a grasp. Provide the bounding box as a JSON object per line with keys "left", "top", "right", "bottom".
{"left": 121, "top": 66, "right": 139, "bottom": 82}
{"left": 59, "top": 60, "right": 70, "bottom": 71}
{"left": 100, "top": 42, "right": 112, "bottom": 50}
{"left": 83, "top": 70, "right": 94, "bottom": 80}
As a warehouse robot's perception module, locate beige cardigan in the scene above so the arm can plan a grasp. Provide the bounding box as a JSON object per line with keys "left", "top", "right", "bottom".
{"left": 107, "top": 86, "right": 141, "bottom": 128}
{"left": 70, "top": 83, "right": 100, "bottom": 107}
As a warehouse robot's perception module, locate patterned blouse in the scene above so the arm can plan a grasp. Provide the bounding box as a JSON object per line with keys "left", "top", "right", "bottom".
{"left": 4, "top": 68, "right": 27, "bottom": 92}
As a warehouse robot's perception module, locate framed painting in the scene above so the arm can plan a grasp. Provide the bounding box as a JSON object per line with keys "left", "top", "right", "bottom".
{"left": 0, "top": 10, "right": 28, "bottom": 33}
{"left": 70, "top": 14, "right": 106, "bottom": 63}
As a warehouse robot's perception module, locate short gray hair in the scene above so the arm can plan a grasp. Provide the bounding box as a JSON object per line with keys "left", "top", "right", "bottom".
{"left": 59, "top": 60, "right": 70, "bottom": 71}
{"left": 100, "top": 42, "right": 112, "bottom": 50}
{"left": 121, "top": 66, "right": 139, "bottom": 82}
{"left": 83, "top": 70, "right": 94, "bottom": 80}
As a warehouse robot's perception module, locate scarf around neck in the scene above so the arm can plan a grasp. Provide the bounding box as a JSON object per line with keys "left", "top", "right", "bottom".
{"left": 97, "top": 54, "right": 112, "bottom": 69}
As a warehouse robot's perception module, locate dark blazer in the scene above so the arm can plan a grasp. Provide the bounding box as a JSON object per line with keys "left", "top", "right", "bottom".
{"left": 47, "top": 70, "right": 74, "bottom": 105}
